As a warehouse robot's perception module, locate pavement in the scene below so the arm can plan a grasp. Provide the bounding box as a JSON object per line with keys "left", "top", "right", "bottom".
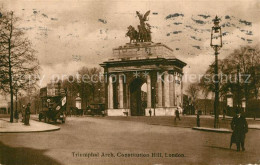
{"left": 192, "top": 124, "right": 260, "bottom": 133}
{"left": 192, "top": 127, "right": 232, "bottom": 133}
{"left": 0, "top": 118, "right": 60, "bottom": 133}
{"left": 248, "top": 124, "right": 260, "bottom": 130}
{"left": 192, "top": 116, "right": 260, "bottom": 132}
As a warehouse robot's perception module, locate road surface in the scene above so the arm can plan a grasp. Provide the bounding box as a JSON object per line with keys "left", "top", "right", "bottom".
{"left": 1, "top": 116, "right": 260, "bottom": 165}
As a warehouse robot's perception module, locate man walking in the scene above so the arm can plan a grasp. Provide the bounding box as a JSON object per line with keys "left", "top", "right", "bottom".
{"left": 196, "top": 110, "right": 201, "bottom": 127}
{"left": 230, "top": 109, "right": 248, "bottom": 151}
{"left": 24, "top": 103, "right": 31, "bottom": 125}
{"left": 175, "top": 108, "right": 181, "bottom": 121}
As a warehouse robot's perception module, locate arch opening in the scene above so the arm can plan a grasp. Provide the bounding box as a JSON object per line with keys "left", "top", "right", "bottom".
{"left": 129, "top": 78, "right": 147, "bottom": 116}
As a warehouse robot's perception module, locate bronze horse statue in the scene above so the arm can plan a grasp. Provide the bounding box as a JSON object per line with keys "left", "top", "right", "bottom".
{"left": 126, "top": 25, "right": 139, "bottom": 43}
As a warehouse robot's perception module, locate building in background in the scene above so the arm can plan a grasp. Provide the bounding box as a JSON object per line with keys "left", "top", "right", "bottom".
{"left": 0, "top": 97, "right": 8, "bottom": 114}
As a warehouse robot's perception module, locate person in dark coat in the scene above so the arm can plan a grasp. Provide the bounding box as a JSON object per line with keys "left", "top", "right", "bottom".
{"left": 174, "top": 108, "right": 181, "bottom": 121}
{"left": 230, "top": 109, "right": 248, "bottom": 151}
{"left": 24, "top": 103, "right": 31, "bottom": 125}
{"left": 196, "top": 110, "right": 201, "bottom": 127}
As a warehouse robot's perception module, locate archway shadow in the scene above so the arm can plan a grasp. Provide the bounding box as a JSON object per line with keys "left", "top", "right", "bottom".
{"left": 0, "top": 141, "right": 61, "bottom": 165}
{"left": 129, "top": 78, "right": 147, "bottom": 116}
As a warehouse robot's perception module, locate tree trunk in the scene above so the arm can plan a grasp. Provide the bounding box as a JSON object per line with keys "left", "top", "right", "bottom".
{"left": 8, "top": 12, "right": 14, "bottom": 123}
{"left": 204, "top": 102, "right": 207, "bottom": 115}
{"left": 8, "top": 38, "right": 13, "bottom": 122}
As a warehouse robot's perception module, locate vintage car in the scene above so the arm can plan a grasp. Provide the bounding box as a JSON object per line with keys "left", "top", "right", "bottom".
{"left": 39, "top": 105, "right": 66, "bottom": 123}
{"left": 39, "top": 84, "right": 67, "bottom": 123}
{"left": 86, "top": 103, "right": 105, "bottom": 116}
{"left": 39, "top": 95, "right": 66, "bottom": 123}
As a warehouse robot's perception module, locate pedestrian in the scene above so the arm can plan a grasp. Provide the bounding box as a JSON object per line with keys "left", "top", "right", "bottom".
{"left": 174, "top": 108, "right": 181, "bottom": 121}
{"left": 196, "top": 110, "right": 200, "bottom": 127}
{"left": 86, "top": 106, "right": 91, "bottom": 116}
{"left": 223, "top": 108, "right": 226, "bottom": 120}
{"left": 24, "top": 103, "right": 31, "bottom": 125}
{"left": 149, "top": 109, "right": 152, "bottom": 117}
{"left": 230, "top": 108, "right": 248, "bottom": 151}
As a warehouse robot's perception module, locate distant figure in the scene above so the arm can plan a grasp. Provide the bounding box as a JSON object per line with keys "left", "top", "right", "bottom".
{"left": 223, "top": 108, "right": 226, "bottom": 120}
{"left": 197, "top": 110, "right": 201, "bottom": 127}
{"left": 175, "top": 108, "right": 181, "bottom": 121}
{"left": 87, "top": 105, "right": 91, "bottom": 115}
{"left": 24, "top": 103, "right": 31, "bottom": 125}
{"left": 149, "top": 109, "right": 152, "bottom": 117}
{"left": 230, "top": 109, "right": 248, "bottom": 151}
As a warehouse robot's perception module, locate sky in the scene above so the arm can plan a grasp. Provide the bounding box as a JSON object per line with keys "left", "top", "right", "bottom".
{"left": 0, "top": 0, "right": 260, "bottom": 97}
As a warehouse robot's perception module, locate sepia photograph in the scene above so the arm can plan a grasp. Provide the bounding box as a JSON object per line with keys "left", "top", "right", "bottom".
{"left": 0, "top": 0, "right": 260, "bottom": 164}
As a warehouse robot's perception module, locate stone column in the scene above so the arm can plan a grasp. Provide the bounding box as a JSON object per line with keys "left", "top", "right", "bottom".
{"left": 169, "top": 73, "right": 174, "bottom": 107}
{"left": 126, "top": 84, "right": 129, "bottom": 109}
{"left": 180, "top": 75, "right": 183, "bottom": 107}
{"left": 174, "top": 73, "right": 177, "bottom": 106}
{"left": 107, "top": 80, "right": 110, "bottom": 109}
{"left": 119, "top": 75, "right": 124, "bottom": 108}
{"left": 147, "top": 74, "right": 151, "bottom": 108}
{"left": 157, "top": 73, "right": 163, "bottom": 107}
{"left": 164, "top": 72, "right": 170, "bottom": 107}
{"left": 108, "top": 76, "right": 113, "bottom": 109}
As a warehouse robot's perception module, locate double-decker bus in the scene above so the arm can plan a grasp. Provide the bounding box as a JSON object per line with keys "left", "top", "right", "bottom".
{"left": 39, "top": 82, "right": 67, "bottom": 123}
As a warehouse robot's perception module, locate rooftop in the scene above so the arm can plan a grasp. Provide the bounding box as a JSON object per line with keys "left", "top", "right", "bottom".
{"left": 109, "top": 42, "right": 176, "bottom": 61}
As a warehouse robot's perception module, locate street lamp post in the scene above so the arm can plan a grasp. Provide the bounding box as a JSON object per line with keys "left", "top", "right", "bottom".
{"left": 241, "top": 97, "right": 246, "bottom": 112}
{"left": 237, "top": 65, "right": 241, "bottom": 109}
{"left": 98, "top": 88, "right": 101, "bottom": 103}
{"left": 188, "top": 97, "right": 191, "bottom": 115}
{"left": 248, "top": 48, "right": 257, "bottom": 119}
{"left": 210, "top": 16, "right": 222, "bottom": 128}
{"left": 47, "top": 99, "right": 51, "bottom": 108}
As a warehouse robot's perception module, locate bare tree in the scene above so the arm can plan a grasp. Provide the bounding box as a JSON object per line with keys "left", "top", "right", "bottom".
{"left": 221, "top": 46, "right": 260, "bottom": 109}
{"left": 0, "top": 11, "right": 39, "bottom": 122}
{"left": 200, "top": 45, "right": 260, "bottom": 112}
{"left": 201, "top": 88, "right": 210, "bottom": 115}
{"left": 61, "top": 67, "right": 104, "bottom": 110}
{"left": 186, "top": 83, "right": 200, "bottom": 107}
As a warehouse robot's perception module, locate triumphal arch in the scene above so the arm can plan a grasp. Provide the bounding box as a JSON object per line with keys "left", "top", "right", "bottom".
{"left": 100, "top": 11, "right": 186, "bottom": 116}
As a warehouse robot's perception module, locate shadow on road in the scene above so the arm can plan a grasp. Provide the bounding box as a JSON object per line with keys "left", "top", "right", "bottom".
{"left": 0, "top": 141, "right": 61, "bottom": 165}
{"left": 204, "top": 145, "right": 235, "bottom": 151}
